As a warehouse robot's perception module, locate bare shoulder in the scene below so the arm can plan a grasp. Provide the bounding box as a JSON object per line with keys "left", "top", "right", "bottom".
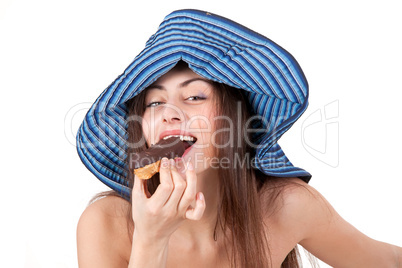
{"left": 83, "top": 194, "right": 130, "bottom": 219}
{"left": 260, "top": 177, "right": 320, "bottom": 209}
{"left": 260, "top": 178, "right": 336, "bottom": 241}
{"left": 276, "top": 178, "right": 328, "bottom": 210}
{"left": 77, "top": 195, "right": 132, "bottom": 267}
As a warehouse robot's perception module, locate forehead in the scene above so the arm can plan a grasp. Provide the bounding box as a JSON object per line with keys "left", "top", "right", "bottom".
{"left": 152, "top": 67, "right": 201, "bottom": 84}
{"left": 146, "top": 67, "right": 215, "bottom": 93}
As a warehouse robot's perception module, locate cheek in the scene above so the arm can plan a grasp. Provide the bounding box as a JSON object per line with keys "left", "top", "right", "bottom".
{"left": 142, "top": 110, "right": 164, "bottom": 146}
{"left": 141, "top": 112, "right": 152, "bottom": 145}
{"left": 190, "top": 111, "right": 217, "bottom": 147}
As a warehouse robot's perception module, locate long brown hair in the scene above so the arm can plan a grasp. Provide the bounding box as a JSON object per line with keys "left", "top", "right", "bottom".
{"left": 208, "top": 81, "right": 301, "bottom": 267}
{"left": 100, "top": 62, "right": 303, "bottom": 267}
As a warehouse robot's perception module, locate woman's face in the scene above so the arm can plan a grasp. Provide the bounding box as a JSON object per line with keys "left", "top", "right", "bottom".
{"left": 141, "top": 66, "right": 218, "bottom": 173}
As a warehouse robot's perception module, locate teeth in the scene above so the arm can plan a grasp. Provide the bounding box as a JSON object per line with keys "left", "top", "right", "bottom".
{"left": 162, "top": 135, "right": 195, "bottom": 141}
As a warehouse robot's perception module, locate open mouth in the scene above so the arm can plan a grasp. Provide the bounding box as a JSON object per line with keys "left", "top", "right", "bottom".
{"left": 182, "top": 138, "right": 196, "bottom": 150}
{"left": 182, "top": 139, "right": 196, "bottom": 157}
{"left": 162, "top": 135, "right": 197, "bottom": 153}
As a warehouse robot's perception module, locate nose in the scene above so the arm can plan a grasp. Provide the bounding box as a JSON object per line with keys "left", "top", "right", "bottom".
{"left": 161, "top": 103, "right": 185, "bottom": 124}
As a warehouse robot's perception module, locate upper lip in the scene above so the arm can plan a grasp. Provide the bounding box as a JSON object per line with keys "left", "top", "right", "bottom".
{"left": 159, "top": 130, "right": 197, "bottom": 142}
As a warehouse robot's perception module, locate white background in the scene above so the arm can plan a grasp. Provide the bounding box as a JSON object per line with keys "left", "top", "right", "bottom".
{"left": 1, "top": 0, "right": 401, "bottom": 267}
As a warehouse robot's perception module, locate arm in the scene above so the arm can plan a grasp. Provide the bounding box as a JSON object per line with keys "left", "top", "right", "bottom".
{"left": 128, "top": 234, "right": 169, "bottom": 268}
{"left": 77, "top": 159, "right": 204, "bottom": 268}
{"left": 77, "top": 196, "right": 129, "bottom": 268}
{"left": 281, "top": 179, "right": 402, "bottom": 267}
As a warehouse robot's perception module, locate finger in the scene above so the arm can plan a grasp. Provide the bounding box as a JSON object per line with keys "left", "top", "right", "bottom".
{"left": 178, "top": 160, "right": 197, "bottom": 213}
{"left": 174, "top": 157, "right": 186, "bottom": 174}
{"left": 149, "top": 157, "right": 173, "bottom": 206}
{"left": 132, "top": 174, "right": 146, "bottom": 199}
{"left": 185, "top": 192, "right": 206, "bottom": 221}
{"left": 165, "top": 159, "right": 187, "bottom": 210}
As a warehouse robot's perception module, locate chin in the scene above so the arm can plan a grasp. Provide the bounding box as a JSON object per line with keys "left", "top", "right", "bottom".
{"left": 190, "top": 150, "right": 216, "bottom": 172}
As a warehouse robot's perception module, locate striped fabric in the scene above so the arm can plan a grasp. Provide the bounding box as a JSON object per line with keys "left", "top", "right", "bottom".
{"left": 76, "top": 9, "right": 311, "bottom": 200}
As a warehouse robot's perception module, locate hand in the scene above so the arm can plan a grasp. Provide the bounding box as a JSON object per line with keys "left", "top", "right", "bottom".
{"left": 131, "top": 157, "right": 206, "bottom": 242}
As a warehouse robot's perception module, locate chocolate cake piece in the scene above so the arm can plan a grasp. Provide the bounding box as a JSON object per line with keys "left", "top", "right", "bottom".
{"left": 132, "top": 136, "right": 195, "bottom": 179}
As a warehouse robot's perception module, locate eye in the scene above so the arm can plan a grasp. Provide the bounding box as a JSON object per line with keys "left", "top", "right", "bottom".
{"left": 145, "top": 95, "right": 206, "bottom": 108}
{"left": 186, "top": 96, "right": 206, "bottom": 101}
{"left": 146, "top": 101, "right": 164, "bottom": 108}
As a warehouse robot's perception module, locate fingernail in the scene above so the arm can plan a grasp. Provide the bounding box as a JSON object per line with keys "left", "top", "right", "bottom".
{"left": 161, "top": 157, "right": 168, "bottom": 168}
{"left": 169, "top": 159, "right": 175, "bottom": 166}
{"left": 198, "top": 192, "right": 204, "bottom": 201}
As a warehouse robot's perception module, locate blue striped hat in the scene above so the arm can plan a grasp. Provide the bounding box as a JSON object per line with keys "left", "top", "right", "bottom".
{"left": 76, "top": 9, "right": 311, "bottom": 199}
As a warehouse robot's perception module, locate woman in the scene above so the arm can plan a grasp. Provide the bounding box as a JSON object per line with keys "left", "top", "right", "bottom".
{"left": 76, "top": 10, "right": 402, "bottom": 267}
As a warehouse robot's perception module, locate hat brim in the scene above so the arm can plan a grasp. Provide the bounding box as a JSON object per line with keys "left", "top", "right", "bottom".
{"left": 76, "top": 9, "right": 311, "bottom": 200}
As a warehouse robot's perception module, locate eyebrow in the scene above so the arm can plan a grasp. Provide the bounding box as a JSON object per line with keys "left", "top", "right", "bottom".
{"left": 147, "top": 78, "right": 213, "bottom": 91}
